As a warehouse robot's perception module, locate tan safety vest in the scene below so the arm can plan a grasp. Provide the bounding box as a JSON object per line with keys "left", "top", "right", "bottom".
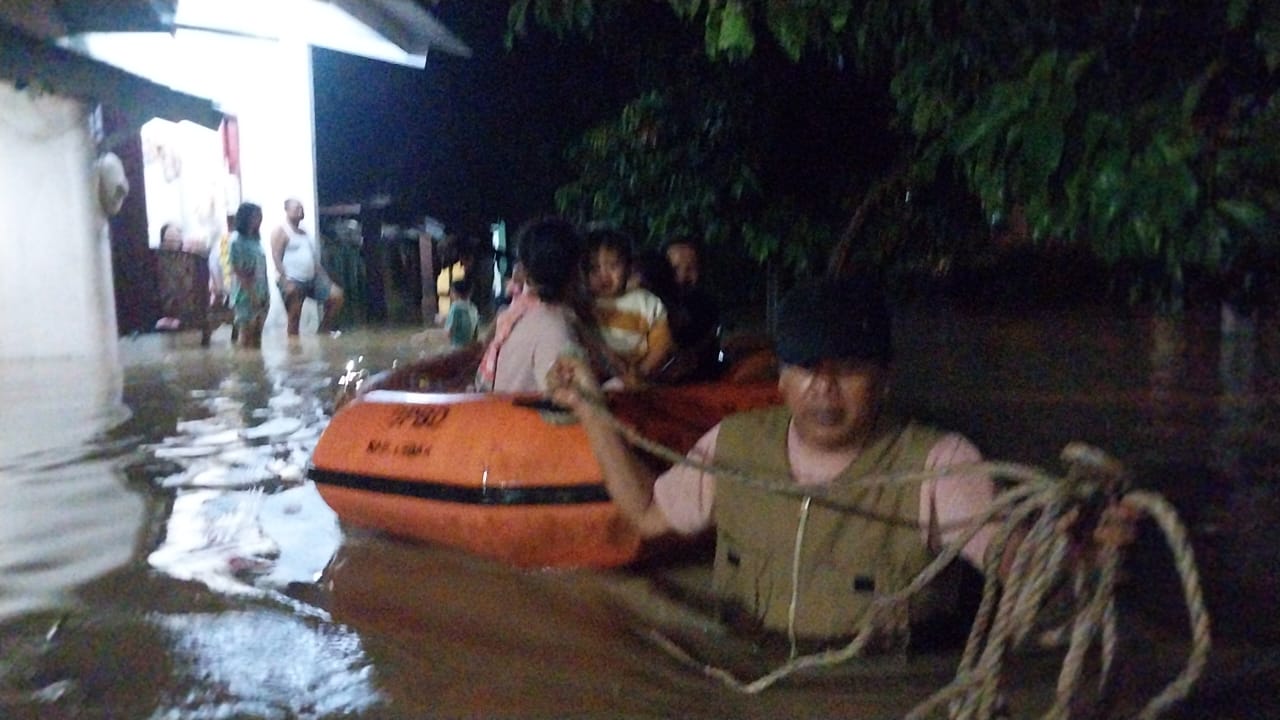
{"left": 711, "top": 407, "right": 958, "bottom": 646}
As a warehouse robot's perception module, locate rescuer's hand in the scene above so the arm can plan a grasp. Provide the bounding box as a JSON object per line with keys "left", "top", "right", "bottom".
{"left": 546, "top": 351, "right": 603, "bottom": 414}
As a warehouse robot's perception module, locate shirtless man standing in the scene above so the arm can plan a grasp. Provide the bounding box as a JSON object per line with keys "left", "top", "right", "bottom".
{"left": 271, "top": 198, "right": 344, "bottom": 336}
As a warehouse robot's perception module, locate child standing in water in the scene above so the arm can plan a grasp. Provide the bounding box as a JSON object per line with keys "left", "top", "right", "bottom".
{"left": 585, "top": 228, "right": 673, "bottom": 386}
{"left": 443, "top": 278, "right": 480, "bottom": 348}
{"left": 229, "top": 202, "right": 269, "bottom": 349}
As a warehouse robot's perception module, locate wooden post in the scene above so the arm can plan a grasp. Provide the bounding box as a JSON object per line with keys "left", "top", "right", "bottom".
{"left": 420, "top": 232, "right": 437, "bottom": 322}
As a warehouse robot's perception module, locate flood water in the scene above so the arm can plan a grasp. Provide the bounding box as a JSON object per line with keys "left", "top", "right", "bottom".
{"left": 1, "top": 302, "right": 1278, "bottom": 719}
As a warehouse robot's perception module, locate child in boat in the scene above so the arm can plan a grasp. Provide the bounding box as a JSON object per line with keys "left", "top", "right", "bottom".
{"left": 443, "top": 278, "right": 480, "bottom": 348}
{"left": 585, "top": 228, "right": 674, "bottom": 386}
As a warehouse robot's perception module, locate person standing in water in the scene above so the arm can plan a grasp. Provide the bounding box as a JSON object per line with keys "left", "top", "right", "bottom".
{"left": 271, "top": 198, "right": 344, "bottom": 336}
{"left": 229, "top": 202, "right": 269, "bottom": 349}
{"left": 443, "top": 278, "right": 480, "bottom": 348}
{"left": 548, "top": 275, "right": 1000, "bottom": 649}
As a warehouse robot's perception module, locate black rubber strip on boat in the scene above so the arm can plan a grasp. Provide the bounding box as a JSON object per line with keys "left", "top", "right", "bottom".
{"left": 309, "top": 468, "right": 612, "bottom": 505}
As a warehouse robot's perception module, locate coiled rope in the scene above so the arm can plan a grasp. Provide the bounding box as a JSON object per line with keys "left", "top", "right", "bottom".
{"left": 569, "top": 398, "right": 1211, "bottom": 720}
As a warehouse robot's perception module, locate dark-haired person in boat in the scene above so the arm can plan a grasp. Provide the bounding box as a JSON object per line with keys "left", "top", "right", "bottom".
{"left": 586, "top": 227, "right": 674, "bottom": 387}
{"left": 482, "top": 216, "right": 595, "bottom": 393}
{"left": 547, "top": 275, "right": 999, "bottom": 649}
{"left": 655, "top": 235, "right": 722, "bottom": 382}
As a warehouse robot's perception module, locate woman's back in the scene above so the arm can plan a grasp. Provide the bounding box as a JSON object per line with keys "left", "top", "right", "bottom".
{"left": 492, "top": 301, "right": 579, "bottom": 393}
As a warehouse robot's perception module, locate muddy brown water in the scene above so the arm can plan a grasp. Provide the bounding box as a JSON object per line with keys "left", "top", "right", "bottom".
{"left": 1, "top": 302, "right": 1277, "bottom": 719}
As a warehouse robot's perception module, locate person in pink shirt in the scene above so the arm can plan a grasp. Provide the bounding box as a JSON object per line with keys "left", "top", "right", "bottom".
{"left": 548, "top": 275, "right": 1001, "bottom": 649}
{"left": 483, "top": 217, "right": 591, "bottom": 394}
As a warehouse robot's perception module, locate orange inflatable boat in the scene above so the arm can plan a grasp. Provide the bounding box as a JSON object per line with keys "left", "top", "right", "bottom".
{"left": 311, "top": 374, "right": 780, "bottom": 569}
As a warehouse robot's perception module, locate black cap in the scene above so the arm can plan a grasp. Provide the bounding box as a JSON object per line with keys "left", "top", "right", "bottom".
{"left": 775, "top": 275, "right": 892, "bottom": 367}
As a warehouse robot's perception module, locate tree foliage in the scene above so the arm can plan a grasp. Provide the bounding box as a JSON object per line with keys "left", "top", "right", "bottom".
{"left": 553, "top": 80, "right": 846, "bottom": 274}
{"left": 509, "top": 1, "right": 889, "bottom": 276}
{"left": 509, "top": 0, "right": 1280, "bottom": 302}
{"left": 556, "top": 91, "right": 759, "bottom": 253}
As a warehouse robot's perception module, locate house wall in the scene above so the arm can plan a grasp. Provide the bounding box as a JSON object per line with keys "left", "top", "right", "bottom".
{"left": 0, "top": 79, "right": 120, "bottom": 361}
{"left": 232, "top": 39, "right": 321, "bottom": 334}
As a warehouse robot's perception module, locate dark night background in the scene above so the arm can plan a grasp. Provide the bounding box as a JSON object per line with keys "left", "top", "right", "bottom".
{"left": 311, "top": 3, "right": 883, "bottom": 246}
{"left": 312, "top": 4, "right": 637, "bottom": 238}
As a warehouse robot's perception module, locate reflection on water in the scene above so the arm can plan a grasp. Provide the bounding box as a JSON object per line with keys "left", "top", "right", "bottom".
{"left": 152, "top": 611, "right": 380, "bottom": 719}
{"left": 1215, "top": 305, "right": 1270, "bottom": 483}
{"left": 894, "top": 304, "right": 1280, "bottom": 648}
{"left": 0, "top": 329, "right": 414, "bottom": 718}
{"left": 141, "top": 347, "right": 341, "bottom": 604}
{"left": 0, "top": 456, "right": 144, "bottom": 621}
{"left": 0, "top": 355, "right": 143, "bottom": 621}
{"left": 0, "top": 309, "right": 1278, "bottom": 719}
{"left": 147, "top": 487, "right": 340, "bottom": 607}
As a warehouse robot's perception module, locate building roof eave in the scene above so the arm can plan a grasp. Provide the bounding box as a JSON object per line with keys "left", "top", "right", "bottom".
{"left": 0, "top": 0, "right": 176, "bottom": 39}
{"left": 0, "top": 23, "right": 222, "bottom": 142}
{"left": 330, "top": 0, "right": 472, "bottom": 59}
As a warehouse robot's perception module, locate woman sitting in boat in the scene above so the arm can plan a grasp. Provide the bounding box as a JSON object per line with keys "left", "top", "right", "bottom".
{"left": 477, "top": 216, "right": 597, "bottom": 394}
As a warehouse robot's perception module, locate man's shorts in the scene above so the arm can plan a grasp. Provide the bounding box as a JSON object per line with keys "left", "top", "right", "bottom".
{"left": 279, "top": 276, "right": 333, "bottom": 303}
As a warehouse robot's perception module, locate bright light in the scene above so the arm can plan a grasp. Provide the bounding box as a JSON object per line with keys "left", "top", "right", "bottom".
{"left": 173, "top": 0, "right": 427, "bottom": 68}
{"left": 60, "top": 0, "right": 426, "bottom": 102}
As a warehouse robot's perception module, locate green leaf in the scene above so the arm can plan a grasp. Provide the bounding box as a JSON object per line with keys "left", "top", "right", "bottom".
{"left": 1181, "top": 79, "right": 1206, "bottom": 120}
{"left": 573, "top": 0, "right": 596, "bottom": 31}
{"left": 504, "top": 0, "right": 532, "bottom": 48}
{"left": 829, "top": 1, "right": 852, "bottom": 33}
{"left": 1016, "top": 109, "right": 1067, "bottom": 193}
{"left": 953, "top": 111, "right": 1005, "bottom": 156}
{"left": 768, "top": 6, "right": 807, "bottom": 62}
{"left": 1216, "top": 199, "right": 1266, "bottom": 228}
{"left": 1027, "top": 50, "right": 1059, "bottom": 86}
{"left": 1063, "top": 50, "right": 1096, "bottom": 83}
{"left": 669, "top": 0, "right": 703, "bottom": 20}
{"left": 716, "top": 2, "right": 756, "bottom": 57}
{"left": 1228, "top": 0, "right": 1252, "bottom": 29}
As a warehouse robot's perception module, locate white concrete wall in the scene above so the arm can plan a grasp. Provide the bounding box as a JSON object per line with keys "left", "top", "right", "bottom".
{"left": 232, "top": 39, "right": 321, "bottom": 335}
{"left": 0, "top": 79, "right": 120, "bottom": 361}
